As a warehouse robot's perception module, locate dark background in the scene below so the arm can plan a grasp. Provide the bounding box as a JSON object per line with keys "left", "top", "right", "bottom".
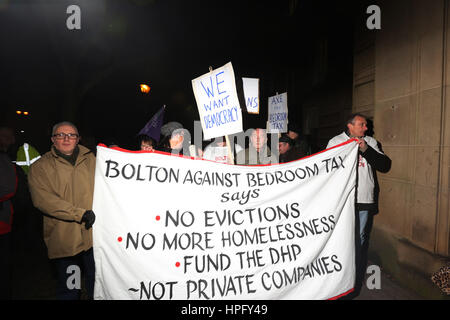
{"left": 0, "top": 0, "right": 356, "bottom": 153}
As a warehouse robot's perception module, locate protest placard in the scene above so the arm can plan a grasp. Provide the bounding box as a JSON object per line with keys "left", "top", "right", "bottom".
{"left": 242, "top": 77, "right": 259, "bottom": 114}
{"left": 192, "top": 62, "right": 243, "bottom": 140}
{"left": 267, "top": 92, "right": 288, "bottom": 133}
{"left": 93, "top": 140, "right": 358, "bottom": 300}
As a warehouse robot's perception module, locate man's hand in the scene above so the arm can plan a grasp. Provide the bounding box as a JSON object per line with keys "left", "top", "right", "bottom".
{"left": 356, "top": 138, "right": 368, "bottom": 152}
{"left": 81, "top": 210, "right": 96, "bottom": 229}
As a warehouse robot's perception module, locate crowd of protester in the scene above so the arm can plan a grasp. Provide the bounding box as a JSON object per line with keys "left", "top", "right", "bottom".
{"left": 0, "top": 113, "right": 391, "bottom": 300}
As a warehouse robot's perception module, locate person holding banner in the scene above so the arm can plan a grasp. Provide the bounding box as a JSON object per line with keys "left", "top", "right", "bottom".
{"left": 236, "top": 128, "right": 277, "bottom": 165}
{"left": 326, "top": 113, "right": 391, "bottom": 296}
{"left": 28, "top": 121, "right": 96, "bottom": 300}
{"left": 0, "top": 128, "right": 17, "bottom": 300}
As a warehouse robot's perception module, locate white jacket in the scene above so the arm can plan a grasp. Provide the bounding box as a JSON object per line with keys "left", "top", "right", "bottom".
{"left": 327, "top": 132, "right": 386, "bottom": 204}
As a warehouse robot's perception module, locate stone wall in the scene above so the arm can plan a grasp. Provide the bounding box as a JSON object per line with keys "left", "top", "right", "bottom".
{"left": 353, "top": 0, "right": 449, "bottom": 299}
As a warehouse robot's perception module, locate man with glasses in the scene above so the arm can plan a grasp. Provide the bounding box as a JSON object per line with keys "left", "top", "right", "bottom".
{"left": 28, "top": 121, "right": 96, "bottom": 300}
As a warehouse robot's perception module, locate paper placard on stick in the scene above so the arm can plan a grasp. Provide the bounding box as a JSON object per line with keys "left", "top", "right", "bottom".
{"left": 242, "top": 77, "right": 259, "bottom": 114}
{"left": 267, "top": 92, "right": 288, "bottom": 133}
{"left": 192, "top": 62, "right": 243, "bottom": 140}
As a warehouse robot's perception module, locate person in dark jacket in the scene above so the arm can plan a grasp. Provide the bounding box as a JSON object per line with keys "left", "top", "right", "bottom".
{"left": 278, "top": 134, "right": 299, "bottom": 163}
{"left": 0, "top": 127, "right": 17, "bottom": 300}
{"left": 287, "top": 122, "right": 310, "bottom": 158}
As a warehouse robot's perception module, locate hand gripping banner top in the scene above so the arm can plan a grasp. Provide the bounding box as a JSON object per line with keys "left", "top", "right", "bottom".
{"left": 92, "top": 140, "right": 359, "bottom": 300}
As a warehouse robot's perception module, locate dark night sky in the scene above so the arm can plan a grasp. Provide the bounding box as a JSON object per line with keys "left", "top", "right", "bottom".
{"left": 0, "top": 0, "right": 355, "bottom": 152}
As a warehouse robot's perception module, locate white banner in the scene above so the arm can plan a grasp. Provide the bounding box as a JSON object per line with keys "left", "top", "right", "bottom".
{"left": 93, "top": 140, "right": 358, "bottom": 300}
{"left": 242, "top": 77, "right": 259, "bottom": 114}
{"left": 192, "top": 62, "right": 243, "bottom": 140}
{"left": 267, "top": 92, "right": 288, "bottom": 133}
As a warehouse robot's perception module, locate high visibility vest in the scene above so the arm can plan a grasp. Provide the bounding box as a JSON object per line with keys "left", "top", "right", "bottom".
{"left": 15, "top": 143, "right": 41, "bottom": 175}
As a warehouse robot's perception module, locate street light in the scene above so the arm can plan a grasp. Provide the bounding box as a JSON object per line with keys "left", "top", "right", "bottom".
{"left": 15, "top": 109, "right": 30, "bottom": 134}
{"left": 140, "top": 84, "right": 150, "bottom": 94}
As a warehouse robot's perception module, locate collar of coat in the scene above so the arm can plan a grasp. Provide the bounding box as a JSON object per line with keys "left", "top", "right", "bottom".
{"left": 51, "top": 145, "right": 92, "bottom": 166}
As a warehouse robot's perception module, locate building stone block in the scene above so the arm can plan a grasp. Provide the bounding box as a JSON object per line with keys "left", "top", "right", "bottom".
{"left": 411, "top": 185, "right": 438, "bottom": 251}
{"left": 417, "top": 87, "right": 443, "bottom": 147}
{"left": 353, "top": 80, "right": 374, "bottom": 109}
{"left": 380, "top": 146, "right": 414, "bottom": 182}
{"left": 374, "top": 94, "right": 417, "bottom": 147}
{"left": 376, "top": 178, "right": 412, "bottom": 237}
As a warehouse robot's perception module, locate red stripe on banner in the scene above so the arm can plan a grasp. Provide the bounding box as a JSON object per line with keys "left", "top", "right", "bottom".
{"left": 328, "top": 288, "right": 355, "bottom": 300}
{"left": 278, "top": 138, "right": 358, "bottom": 165}
{"left": 97, "top": 143, "right": 198, "bottom": 159}
{"left": 96, "top": 138, "right": 358, "bottom": 167}
{"left": 97, "top": 143, "right": 235, "bottom": 164}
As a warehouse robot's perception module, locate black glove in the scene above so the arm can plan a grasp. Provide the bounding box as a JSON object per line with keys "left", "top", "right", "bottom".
{"left": 81, "top": 210, "right": 96, "bottom": 229}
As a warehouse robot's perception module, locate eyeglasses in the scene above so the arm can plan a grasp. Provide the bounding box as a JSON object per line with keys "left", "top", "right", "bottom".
{"left": 52, "top": 133, "right": 79, "bottom": 140}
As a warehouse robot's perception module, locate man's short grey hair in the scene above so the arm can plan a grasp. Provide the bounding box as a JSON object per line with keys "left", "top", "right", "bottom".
{"left": 52, "top": 121, "right": 79, "bottom": 135}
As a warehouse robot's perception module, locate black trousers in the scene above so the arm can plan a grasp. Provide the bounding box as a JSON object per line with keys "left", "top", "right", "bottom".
{"left": 51, "top": 248, "right": 95, "bottom": 300}
{"left": 0, "top": 233, "right": 12, "bottom": 300}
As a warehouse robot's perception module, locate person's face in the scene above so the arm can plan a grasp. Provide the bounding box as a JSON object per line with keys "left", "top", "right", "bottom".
{"left": 347, "top": 116, "right": 368, "bottom": 138}
{"left": 250, "top": 129, "right": 266, "bottom": 150}
{"left": 140, "top": 141, "right": 154, "bottom": 151}
{"left": 287, "top": 131, "right": 298, "bottom": 140}
{"left": 51, "top": 124, "right": 79, "bottom": 155}
{"left": 278, "top": 142, "right": 291, "bottom": 155}
{"left": 169, "top": 131, "right": 184, "bottom": 149}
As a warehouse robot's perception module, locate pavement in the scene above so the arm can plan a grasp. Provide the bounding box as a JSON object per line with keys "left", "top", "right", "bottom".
{"left": 353, "top": 263, "right": 424, "bottom": 300}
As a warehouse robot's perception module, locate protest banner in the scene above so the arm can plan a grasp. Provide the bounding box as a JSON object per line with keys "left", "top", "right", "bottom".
{"left": 267, "top": 92, "right": 288, "bottom": 133}
{"left": 192, "top": 62, "right": 243, "bottom": 140}
{"left": 93, "top": 139, "right": 358, "bottom": 300}
{"left": 242, "top": 77, "right": 259, "bottom": 114}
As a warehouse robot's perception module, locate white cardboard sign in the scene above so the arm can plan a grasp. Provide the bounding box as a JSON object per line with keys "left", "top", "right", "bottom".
{"left": 267, "top": 92, "right": 288, "bottom": 133}
{"left": 242, "top": 77, "right": 259, "bottom": 114}
{"left": 192, "top": 62, "right": 243, "bottom": 140}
